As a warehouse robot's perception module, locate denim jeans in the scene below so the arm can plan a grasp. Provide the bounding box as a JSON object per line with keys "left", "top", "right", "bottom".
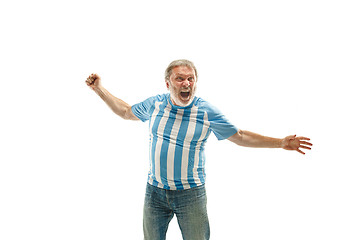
{"left": 143, "top": 183, "right": 210, "bottom": 240}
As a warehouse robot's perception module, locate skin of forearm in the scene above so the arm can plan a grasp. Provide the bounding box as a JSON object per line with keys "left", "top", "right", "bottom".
{"left": 93, "top": 85, "right": 132, "bottom": 120}
{"left": 235, "top": 130, "right": 283, "bottom": 148}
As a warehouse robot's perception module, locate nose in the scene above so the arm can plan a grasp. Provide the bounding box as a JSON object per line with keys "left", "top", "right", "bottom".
{"left": 182, "top": 79, "right": 190, "bottom": 87}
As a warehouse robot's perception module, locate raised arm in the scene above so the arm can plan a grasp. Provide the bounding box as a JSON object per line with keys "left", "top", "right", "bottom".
{"left": 228, "top": 130, "right": 312, "bottom": 154}
{"left": 85, "top": 73, "right": 139, "bottom": 121}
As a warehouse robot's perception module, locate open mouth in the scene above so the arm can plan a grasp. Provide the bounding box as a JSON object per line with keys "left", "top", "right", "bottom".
{"left": 180, "top": 91, "right": 190, "bottom": 99}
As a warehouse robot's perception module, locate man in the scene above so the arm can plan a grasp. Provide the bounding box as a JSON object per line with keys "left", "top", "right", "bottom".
{"left": 85, "top": 59, "right": 312, "bottom": 240}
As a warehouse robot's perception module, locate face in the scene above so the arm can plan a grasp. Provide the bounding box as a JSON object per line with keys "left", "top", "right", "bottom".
{"left": 166, "top": 66, "right": 197, "bottom": 107}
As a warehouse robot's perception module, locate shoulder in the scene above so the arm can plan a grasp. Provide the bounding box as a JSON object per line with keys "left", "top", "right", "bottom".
{"left": 194, "top": 97, "right": 222, "bottom": 116}
{"left": 131, "top": 93, "right": 168, "bottom": 122}
{"left": 154, "top": 93, "right": 168, "bottom": 101}
{"left": 153, "top": 93, "right": 169, "bottom": 103}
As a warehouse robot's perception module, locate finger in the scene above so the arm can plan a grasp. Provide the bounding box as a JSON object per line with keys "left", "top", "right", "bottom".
{"left": 86, "top": 79, "right": 94, "bottom": 85}
{"left": 299, "top": 145, "right": 311, "bottom": 150}
{"left": 300, "top": 141, "right": 312, "bottom": 146}
{"left": 289, "top": 134, "right": 296, "bottom": 140}
{"left": 297, "top": 137, "right": 310, "bottom": 141}
{"left": 296, "top": 149, "right": 305, "bottom": 154}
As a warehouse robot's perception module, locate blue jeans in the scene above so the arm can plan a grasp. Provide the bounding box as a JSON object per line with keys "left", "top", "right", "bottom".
{"left": 143, "top": 183, "right": 210, "bottom": 240}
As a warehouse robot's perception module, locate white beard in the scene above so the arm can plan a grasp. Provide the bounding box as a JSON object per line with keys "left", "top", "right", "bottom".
{"left": 168, "top": 83, "right": 196, "bottom": 107}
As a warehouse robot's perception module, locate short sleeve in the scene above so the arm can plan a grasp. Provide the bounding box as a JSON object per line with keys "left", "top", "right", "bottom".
{"left": 202, "top": 101, "right": 238, "bottom": 140}
{"left": 131, "top": 96, "right": 157, "bottom": 122}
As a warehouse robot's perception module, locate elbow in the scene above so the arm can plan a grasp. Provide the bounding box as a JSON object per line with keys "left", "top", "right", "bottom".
{"left": 121, "top": 107, "right": 132, "bottom": 120}
{"left": 123, "top": 106, "right": 139, "bottom": 121}
{"left": 229, "top": 129, "right": 245, "bottom": 146}
{"left": 235, "top": 130, "right": 245, "bottom": 146}
{"left": 112, "top": 106, "right": 131, "bottom": 120}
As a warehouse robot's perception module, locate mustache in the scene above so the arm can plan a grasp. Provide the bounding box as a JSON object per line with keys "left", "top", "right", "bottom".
{"left": 180, "top": 87, "right": 191, "bottom": 92}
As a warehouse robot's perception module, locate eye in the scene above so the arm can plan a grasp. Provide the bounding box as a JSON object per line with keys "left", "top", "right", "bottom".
{"left": 176, "top": 77, "right": 184, "bottom": 81}
{"left": 188, "top": 77, "right": 194, "bottom": 82}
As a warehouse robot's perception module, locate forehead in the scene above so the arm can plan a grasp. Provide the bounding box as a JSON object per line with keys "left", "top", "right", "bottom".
{"left": 171, "top": 66, "right": 195, "bottom": 76}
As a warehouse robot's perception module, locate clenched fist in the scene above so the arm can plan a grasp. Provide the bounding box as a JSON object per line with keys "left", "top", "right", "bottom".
{"left": 85, "top": 73, "right": 101, "bottom": 90}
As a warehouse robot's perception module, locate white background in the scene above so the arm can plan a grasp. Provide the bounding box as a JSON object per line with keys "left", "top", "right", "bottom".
{"left": 1, "top": 0, "right": 359, "bottom": 239}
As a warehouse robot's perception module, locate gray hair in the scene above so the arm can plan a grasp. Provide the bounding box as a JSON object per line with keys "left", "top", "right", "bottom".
{"left": 165, "top": 59, "right": 198, "bottom": 81}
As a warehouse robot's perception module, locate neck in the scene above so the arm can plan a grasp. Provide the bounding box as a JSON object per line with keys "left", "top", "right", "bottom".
{"left": 170, "top": 95, "right": 191, "bottom": 107}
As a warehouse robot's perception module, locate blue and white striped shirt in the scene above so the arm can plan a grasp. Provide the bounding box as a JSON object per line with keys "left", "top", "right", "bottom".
{"left": 131, "top": 93, "right": 238, "bottom": 190}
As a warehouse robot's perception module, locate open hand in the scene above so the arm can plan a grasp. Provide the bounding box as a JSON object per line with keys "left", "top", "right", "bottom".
{"left": 85, "top": 73, "right": 101, "bottom": 90}
{"left": 281, "top": 135, "right": 312, "bottom": 155}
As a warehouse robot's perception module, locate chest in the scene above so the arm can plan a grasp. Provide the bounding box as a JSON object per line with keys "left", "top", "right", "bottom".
{"left": 149, "top": 102, "right": 210, "bottom": 143}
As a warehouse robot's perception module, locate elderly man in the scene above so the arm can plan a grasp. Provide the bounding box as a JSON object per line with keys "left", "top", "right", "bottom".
{"left": 86, "top": 59, "right": 312, "bottom": 240}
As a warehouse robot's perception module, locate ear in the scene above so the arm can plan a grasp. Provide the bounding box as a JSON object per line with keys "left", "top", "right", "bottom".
{"left": 165, "top": 79, "right": 170, "bottom": 89}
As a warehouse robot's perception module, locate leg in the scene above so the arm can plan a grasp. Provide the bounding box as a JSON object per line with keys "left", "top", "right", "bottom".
{"left": 174, "top": 185, "right": 210, "bottom": 240}
{"left": 143, "top": 184, "right": 174, "bottom": 240}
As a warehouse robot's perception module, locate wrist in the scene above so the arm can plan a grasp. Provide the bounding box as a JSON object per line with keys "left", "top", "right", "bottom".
{"left": 279, "top": 138, "right": 285, "bottom": 149}
{"left": 93, "top": 84, "right": 104, "bottom": 93}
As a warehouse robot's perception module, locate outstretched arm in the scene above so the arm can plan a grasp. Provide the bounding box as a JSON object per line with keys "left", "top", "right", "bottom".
{"left": 227, "top": 130, "right": 312, "bottom": 154}
{"left": 85, "top": 73, "right": 139, "bottom": 121}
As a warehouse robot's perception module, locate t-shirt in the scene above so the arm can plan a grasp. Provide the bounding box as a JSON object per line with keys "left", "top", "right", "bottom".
{"left": 131, "top": 93, "right": 238, "bottom": 190}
